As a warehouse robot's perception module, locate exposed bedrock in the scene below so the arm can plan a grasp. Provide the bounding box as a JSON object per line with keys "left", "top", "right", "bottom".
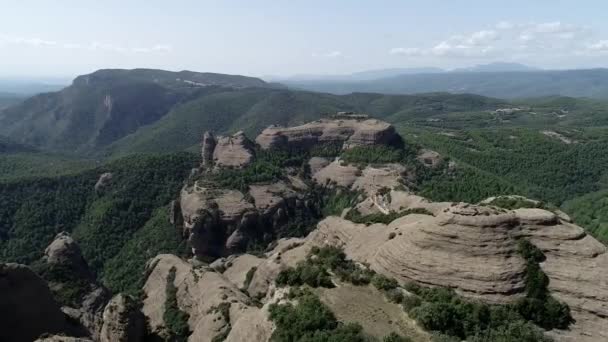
{"left": 142, "top": 254, "right": 275, "bottom": 342}
{"left": 43, "top": 232, "right": 111, "bottom": 341}
{"left": 255, "top": 118, "right": 399, "bottom": 150}
{"left": 179, "top": 179, "right": 316, "bottom": 258}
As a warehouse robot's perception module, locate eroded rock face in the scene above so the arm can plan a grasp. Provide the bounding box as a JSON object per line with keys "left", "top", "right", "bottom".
{"left": 213, "top": 131, "right": 255, "bottom": 168}
{"left": 201, "top": 131, "right": 216, "bottom": 168}
{"left": 0, "top": 263, "right": 66, "bottom": 342}
{"left": 43, "top": 232, "right": 110, "bottom": 341}
{"left": 100, "top": 294, "right": 145, "bottom": 342}
{"left": 179, "top": 179, "right": 314, "bottom": 259}
{"left": 142, "top": 254, "right": 275, "bottom": 342}
{"left": 94, "top": 172, "right": 113, "bottom": 193}
{"left": 256, "top": 118, "right": 398, "bottom": 150}
{"left": 44, "top": 231, "right": 92, "bottom": 279}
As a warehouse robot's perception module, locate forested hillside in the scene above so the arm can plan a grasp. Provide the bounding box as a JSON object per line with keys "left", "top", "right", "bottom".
{"left": 0, "top": 152, "right": 197, "bottom": 293}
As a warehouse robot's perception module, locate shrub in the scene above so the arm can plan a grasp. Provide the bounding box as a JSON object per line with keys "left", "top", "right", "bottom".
{"left": 372, "top": 274, "right": 399, "bottom": 291}
{"left": 268, "top": 291, "right": 368, "bottom": 342}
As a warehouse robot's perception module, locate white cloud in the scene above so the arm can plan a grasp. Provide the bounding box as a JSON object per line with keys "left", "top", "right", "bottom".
{"left": 390, "top": 20, "right": 594, "bottom": 61}
{"left": 588, "top": 40, "right": 608, "bottom": 51}
{"left": 313, "top": 50, "right": 343, "bottom": 58}
{"left": 464, "top": 30, "right": 498, "bottom": 45}
{"left": 0, "top": 33, "right": 172, "bottom": 54}
{"left": 389, "top": 47, "right": 423, "bottom": 56}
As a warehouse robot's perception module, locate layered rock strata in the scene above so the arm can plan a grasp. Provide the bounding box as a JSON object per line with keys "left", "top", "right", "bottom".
{"left": 256, "top": 118, "right": 398, "bottom": 150}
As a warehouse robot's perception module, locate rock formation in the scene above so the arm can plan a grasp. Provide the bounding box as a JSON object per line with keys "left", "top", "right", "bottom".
{"left": 42, "top": 232, "right": 111, "bottom": 341}
{"left": 100, "top": 294, "right": 145, "bottom": 342}
{"left": 141, "top": 254, "right": 275, "bottom": 341}
{"left": 179, "top": 179, "right": 313, "bottom": 258}
{"left": 94, "top": 173, "right": 113, "bottom": 193}
{"left": 256, "top": 118, "right": 399, "bottom": 150}
{"left": 0, "top": 263, "right": 67, "bottom": 342}
{"left": 44, "top": 231, "right": 93, "bottom": 279}
{"left": 201, "top": 131, "right": 216, "bottom": 168}
{"left": 213, "top": 131, "right": 255, "bottom": 168}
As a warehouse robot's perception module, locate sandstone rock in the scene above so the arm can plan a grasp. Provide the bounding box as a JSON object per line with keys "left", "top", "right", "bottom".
{"left": 169, "top": 199, "right": 183, "bottom": 226}
{"left": 213, "top": 131, "right": 255, "bottom": 168}
{"left": 94, "top": 173, "right": 113, "bottom": 193}
{"left": 201, "top": 131, "right": 216, "bottom": 168}
{"left": 256, "top": 118, "right": 398, "bottom": 150}
{"left": 100, "top": 294, "right": 145, "bottom": 342}
{"left": 312, "top": 159, "right": 360, "bottom": 187}
{"left": 308, "top": 157, "right": 330, "bottom": 175}
{"left": 142, "top": 254, "right": 274, "bottom": 341}
{"left": 0, "top": 263, "right": 66, "bottom": 342}
{"left": 43, "top": 233, "right": 110, "bottom": 341}
{"left": 44, "top": 232, "right": 92, "bottom": 279}
{"left": 416, "top": 149, "right": 443, "bottom": 168}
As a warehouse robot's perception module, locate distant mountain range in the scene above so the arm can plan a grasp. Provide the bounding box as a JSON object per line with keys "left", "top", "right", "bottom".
{"left": 270, "top": 62, "right": 539, "bottom": 82}
{"left": 283, "top": 66, "right": 608, "bottom": 99}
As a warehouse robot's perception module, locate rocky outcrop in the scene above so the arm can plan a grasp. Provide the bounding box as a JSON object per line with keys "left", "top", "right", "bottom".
{"left": 213, "top": 131, "right": 255, "bottom": 168}
{"left": 142, "top": 254, "right": 275, "bottom": 341}
{"left": 201, "top": 131, "right": 216, "bottom": 168}
{"left": 179, "top": 178, "right": 315, "bottom": 258}
{"left": 44, "top": 232, "right": 92, "bottom": 279}
{"left": 100, "top": 294, "right": 145, "bottom": 342}
{"left": 256, "top": 118, "right": 398, "bottom": 150}
{"left": 43, "top": 233, "right": 110, "bottom": 341}
{"left": 0, "top": 263, "right": 66, "bottom": 342}
{"left": 312, "top": 160, "right": 407, "bottom": 195}
{"left": 94, "top": 173, "right": 113, "bottom": 193}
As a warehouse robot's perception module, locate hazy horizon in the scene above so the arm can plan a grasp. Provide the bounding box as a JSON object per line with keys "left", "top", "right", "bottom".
{"left": 4, "top": 0, "right": 608, "bottom": 79}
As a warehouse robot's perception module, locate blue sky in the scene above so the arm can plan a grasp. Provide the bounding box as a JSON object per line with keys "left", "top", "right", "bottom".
{"left": 2, "top": 0, "right": 608, "bottom": 78}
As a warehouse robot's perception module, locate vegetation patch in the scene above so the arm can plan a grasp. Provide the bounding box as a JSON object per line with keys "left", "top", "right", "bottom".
{"left": 345, "top": 207, "right": 433, "bottom": 225}
{"left": 164, "top": 267, "right": 191, "bottom": 342}
{"left": 515, "top": 240, "right": 572, "bottom": 329}
{"left": 270, "top": 288, "right": 397, "bottom": 342}
{"left": 32, "top": 262, "right": 90, "bottom": 307}
{"left": 486, "top": 196, "right": 546, "bottom": 210}
{"left": 341, "top": 145, "right": 405, "bottom": 165}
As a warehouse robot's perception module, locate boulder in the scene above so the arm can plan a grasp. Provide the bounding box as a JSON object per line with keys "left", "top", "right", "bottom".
{"left": 0, "top": 263, "right": 66, "bottom": 342}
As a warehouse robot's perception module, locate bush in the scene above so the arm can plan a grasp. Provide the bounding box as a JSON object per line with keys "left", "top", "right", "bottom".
{"left": 372, "top": 274, "right": 399, "bottom": 291}
{"left": 268, "top": 292, "right": 368, "bottom": 342}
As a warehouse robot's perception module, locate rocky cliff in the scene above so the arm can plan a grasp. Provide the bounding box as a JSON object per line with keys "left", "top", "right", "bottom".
{"left": 255, "top": 117, "right": 399, "bottom": 150}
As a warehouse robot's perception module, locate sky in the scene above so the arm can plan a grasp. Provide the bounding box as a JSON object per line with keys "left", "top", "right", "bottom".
{"left": 3, "top": 0, "right": 608, "bottom": 79}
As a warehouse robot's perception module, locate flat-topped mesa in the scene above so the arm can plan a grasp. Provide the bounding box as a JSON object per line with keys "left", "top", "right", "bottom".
{"left": 255, "top": 116, "right": 399, "bottom": 150}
